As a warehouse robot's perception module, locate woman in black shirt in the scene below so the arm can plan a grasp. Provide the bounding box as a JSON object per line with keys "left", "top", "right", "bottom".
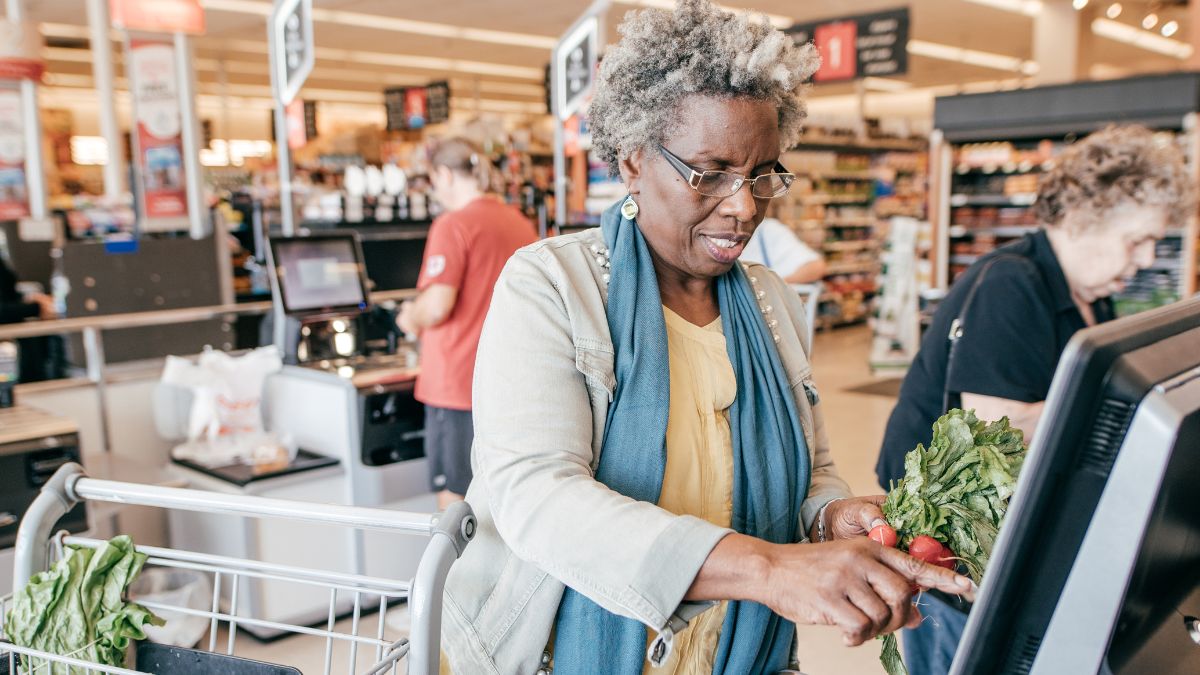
{"left": 876, "top": 125, "right": 1195, "bottom": 675}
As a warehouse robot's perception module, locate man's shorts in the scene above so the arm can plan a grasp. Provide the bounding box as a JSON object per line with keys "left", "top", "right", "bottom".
{"left": 424, "top": 406, "right": 474, "bottom": 495}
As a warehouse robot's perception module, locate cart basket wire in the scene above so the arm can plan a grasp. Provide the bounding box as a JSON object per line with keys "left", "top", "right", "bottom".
{"left": 0, "top": 463, "right": 476, "bottom": 675}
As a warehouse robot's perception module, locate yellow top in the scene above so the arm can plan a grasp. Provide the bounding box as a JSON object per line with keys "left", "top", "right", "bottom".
{"left": 644, "top": 306, "right": 737, "bottom": 675}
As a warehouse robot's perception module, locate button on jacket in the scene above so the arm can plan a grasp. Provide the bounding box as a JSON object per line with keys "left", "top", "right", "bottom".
{"left": 442, "top": 227, "right": 853, "bottom": 675}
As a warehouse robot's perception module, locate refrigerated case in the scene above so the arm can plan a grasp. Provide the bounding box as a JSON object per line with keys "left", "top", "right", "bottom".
{"left": 930, "top": 73, "right": 1200, "bottom": 314}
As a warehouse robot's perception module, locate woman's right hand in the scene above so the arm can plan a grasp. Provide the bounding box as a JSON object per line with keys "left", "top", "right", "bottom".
{"left": 757, "top": 537, "right": 973, "bottom": 645}
{"left": 688, "top": 534, "right": 975, "bottom": 647}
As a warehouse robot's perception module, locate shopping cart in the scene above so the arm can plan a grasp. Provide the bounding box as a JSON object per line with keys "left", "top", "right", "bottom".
{"left": 0, "top": 463, "right": 475, "bottom": 675}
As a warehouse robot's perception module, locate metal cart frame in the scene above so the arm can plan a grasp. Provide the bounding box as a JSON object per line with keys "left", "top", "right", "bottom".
{"left": 1, "top": 463, "right": 475, "bottom": 675}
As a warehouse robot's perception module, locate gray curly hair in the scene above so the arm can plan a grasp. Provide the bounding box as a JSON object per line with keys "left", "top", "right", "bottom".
{"left": 1035, "top": 125, "right": 1196, "bottom": 231}
{"left": 588, "top": 0, "right": 819, "bottom": 174}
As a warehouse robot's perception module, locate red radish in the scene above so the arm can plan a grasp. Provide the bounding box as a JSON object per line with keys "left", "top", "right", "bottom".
{"left": 935, "top": 545, "right": 958, "bottom": 570}
{"left": 869, "top": 524, "right": 898, "bottom": 548}
{"left": 907, "top": 535, "right": 944, "bottom": 564}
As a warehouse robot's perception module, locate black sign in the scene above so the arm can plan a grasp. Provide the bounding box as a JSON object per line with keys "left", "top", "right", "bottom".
{"left": 555, "top": 18, "right": 596, "bottom": 119}
{"left": 426, "top": 81, "right": 450, "bottom": 125}
{"left": 304, "top": 100, "right": 318, "bottom": 140}
{"left": 385, "top": 82, "right": 451, "bottom": 131}
{"left": 788, "top": 7, "right": 909, "bottom": 83}
{"left": 385, "top": 87, "right": 409, "bottom": 132}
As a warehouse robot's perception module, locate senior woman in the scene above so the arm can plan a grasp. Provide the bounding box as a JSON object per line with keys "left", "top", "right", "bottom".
{"left": 441, "top": 2, "right": 972, "bottom": 673}
{"left": 875, "top": 124, "right": 1195, "bottom": 674}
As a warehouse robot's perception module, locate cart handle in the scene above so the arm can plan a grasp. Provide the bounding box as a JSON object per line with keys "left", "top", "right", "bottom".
{"left": 14, "top": 463, "right": 476, "bottom": 593}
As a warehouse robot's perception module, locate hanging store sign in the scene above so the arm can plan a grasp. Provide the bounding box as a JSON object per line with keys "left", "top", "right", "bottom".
{"left": 788, "top": 7, "right": 910, "bottom": 83}
{"left": 0, "top": 21, "right": 45, "bottom": 81}
{"left": 271, "top": 0, "right": 314, "bottom": 105}
{"left": 384, "top": 82, "right": 450, "bottom": 131}
{"left": 285, "top": 99, "right": 310, "bottom": 150}
{"left": 0, "top": 89, "right": 29, "bottom": 220}
{"left": 129, "top": 38, "right": 189, "bottom": 227}
{"left": 110, "top": 0, "right": 205, "bottom": 35}
{"left": 425, "top": 81, "right": 450, "bottom": 125}
{"left": 554, "top": 17, "right": 597, "bottom": 121}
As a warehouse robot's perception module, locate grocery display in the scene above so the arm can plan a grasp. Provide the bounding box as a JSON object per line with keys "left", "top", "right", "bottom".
{"left": 932, "top": 74, "right": 1200, "bottom": 316}
{"left": 771, "top": 141, "right": 928, "bottom": 330}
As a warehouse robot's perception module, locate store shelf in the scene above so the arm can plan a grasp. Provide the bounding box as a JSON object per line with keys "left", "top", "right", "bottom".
{"left": 796, "top": 134, "right": 927, "bottom": 153}
{"left": 825, "top": 219, "right": 877, "bottom": 228}
{"left": 801, "top": 171, "right": 875, "bottom": 181}
{"left": 825, "top": 261, "right": 881, "bottom": 275}
{"left": 802, "top": 195, "right": 874, "bottom": 205}
{"left": 949, "top": 193, "right": 1037, "bottom": 207}
{"left": 824, "top": 240, "right": 880, "bottom": 252}
{"left": 1145, "top": 259, "right": 1183, "bottom": 272}
{"left": 949, "top": 225, "right": 1038, "bottom": 238}
{"left": 954, "top": 165, "right": 1044, "bottom": 176}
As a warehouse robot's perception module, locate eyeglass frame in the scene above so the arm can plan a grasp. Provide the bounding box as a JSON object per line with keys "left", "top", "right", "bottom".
{"left": 657, "top": 145, "right": 796, "bottom": 199}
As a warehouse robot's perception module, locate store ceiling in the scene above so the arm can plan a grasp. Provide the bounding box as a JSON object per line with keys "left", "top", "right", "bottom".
{"left": 15, "top": 0, "right": 1196, "bottom": 115}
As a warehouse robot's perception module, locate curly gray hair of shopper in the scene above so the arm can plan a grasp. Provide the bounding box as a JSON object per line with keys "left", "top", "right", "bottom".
{"left": 588, "top": 0, "right": 819, "bottom": 175}
{"left": 1035, "top": 125, "right": 1196, "bottom": 231}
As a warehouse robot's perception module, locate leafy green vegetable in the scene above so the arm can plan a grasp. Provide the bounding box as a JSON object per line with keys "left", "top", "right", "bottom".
{"left": 883, "top": 408, "right": 1026, "bottom": 582}
{"left": 877, "top": 409, "right": 1028, "bottom": 675}
{"left": 4, "top": 535, "right": 164, "bottom": 673}
{"left": 880, "top": 633, "right": 908, "bottom": 675}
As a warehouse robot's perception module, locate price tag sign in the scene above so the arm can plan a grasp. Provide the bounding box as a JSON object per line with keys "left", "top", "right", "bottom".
{"left": 271, "top": 0, "right": 314, "bottom": 105}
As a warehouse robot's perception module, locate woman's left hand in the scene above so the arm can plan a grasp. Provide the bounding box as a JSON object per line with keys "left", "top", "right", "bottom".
{"left": 813, "top": 496, "right": 889, "bottom": 542}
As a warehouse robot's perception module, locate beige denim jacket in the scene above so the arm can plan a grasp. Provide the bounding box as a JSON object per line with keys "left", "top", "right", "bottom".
{"left": 441, "top": 228, "right": 853, "bottom": 675}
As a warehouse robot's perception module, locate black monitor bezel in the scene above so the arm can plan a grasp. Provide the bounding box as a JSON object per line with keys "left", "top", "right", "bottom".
{"left": 269, "top": 233, "right": 371, "bottom": 317}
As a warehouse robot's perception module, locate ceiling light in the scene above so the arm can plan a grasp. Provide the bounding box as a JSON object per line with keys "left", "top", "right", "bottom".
{"left": 1142, "top": 13, "right": 1158, "bottom": 30}
{"left": 962, "top": 0, "right": 1044, "bottom": 17}
{"left": 1162, "top": 20, "right": 1179, "bottom": 37}
{"left": 1106, "top": 3, "right": 1122, "bottom": 19}
{"left": 1072, "top": 0, "right": 1088, "bottom": 9}
{"left": 1092, "top": 17, "right": 1192, "bottom": 58}
{"left": 908, "top": 39, "right": 1037, "bottom": 74}
{"left": 201, "top": 0, "right": 558, "bottom": 50}
{"left": 618, "top": 0, "right": 792, "bottom": 28}
{"left": 862, "top": 77, "right": 913, "bottom": 92}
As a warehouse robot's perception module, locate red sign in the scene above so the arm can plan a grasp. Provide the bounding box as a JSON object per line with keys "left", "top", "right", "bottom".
{"left": 404, "top": 88, "right": 428, "bottom": 129}
{"left": 286, "top": 99, "right": 307, "bottom": 150}
{"left": 110, "top": 0, "right": 205, "bottom": 35}
{"left": 0, "top": 21, "right": 44, "bottom": 82}
{"left": 130, "top": 39, "right": 188, "bottom": 226}
{"left": 0, "top": 90, "right": 28, "bottom": 220}
{"left": 813, "top": 21, "right": 858, "bottom": 82}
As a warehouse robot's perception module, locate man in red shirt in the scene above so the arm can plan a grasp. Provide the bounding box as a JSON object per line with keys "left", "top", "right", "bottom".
{"left": 398, "top": 139, "right": 537, "bottom": 508}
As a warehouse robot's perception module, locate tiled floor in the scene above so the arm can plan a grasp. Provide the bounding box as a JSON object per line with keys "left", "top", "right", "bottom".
{"left": 228, "top": 325, "right": 902, "bottom": 674}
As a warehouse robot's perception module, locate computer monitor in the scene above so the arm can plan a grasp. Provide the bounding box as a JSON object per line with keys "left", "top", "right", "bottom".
{"left": 951, "top": 296, "right": 1200, "bottom": 675}
{"left": 269, "top": 234, "right": 369, "bottom": 316}
{"left": 359, "top": 232, "right": 426, "bottom": 292}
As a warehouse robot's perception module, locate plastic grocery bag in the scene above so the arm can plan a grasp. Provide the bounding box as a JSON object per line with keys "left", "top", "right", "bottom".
{"left": 129, "top": 569, "right": 212, "bottom": 648}
{"left": 160, "top": 346, "right": 293, "bottom": 467}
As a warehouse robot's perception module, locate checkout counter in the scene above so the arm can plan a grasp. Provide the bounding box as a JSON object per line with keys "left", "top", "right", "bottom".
{"left": 164, "top": 233, "right": 433, "bottom": 636}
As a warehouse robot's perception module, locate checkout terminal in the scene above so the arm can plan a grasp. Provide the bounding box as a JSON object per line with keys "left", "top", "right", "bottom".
{"left": 951, "top": 296, "right": 1200, "bottom": 675}
{"left": 168, "top": 232, "right": 431, "bottom": 637}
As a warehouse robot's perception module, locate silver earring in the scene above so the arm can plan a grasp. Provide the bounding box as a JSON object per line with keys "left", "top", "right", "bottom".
{"left": 621, "top": 196, "right": 639, "bottom": 220}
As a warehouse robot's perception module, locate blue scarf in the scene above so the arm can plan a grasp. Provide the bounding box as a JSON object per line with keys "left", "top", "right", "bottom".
{"left": 551, "top": 200, "right": 812, "bottom": 674}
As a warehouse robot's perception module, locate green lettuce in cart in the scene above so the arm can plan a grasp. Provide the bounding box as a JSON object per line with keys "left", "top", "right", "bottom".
{"left": 4, "top": 535, "right": 164, "bottom": 672}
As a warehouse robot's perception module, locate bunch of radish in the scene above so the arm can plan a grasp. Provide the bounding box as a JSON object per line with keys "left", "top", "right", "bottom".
{"left": 869, "top": 524, "right": 958, "bottom": 571}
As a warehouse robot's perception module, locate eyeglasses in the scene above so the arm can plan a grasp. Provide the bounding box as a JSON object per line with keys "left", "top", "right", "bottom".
{"left": 658, "top": 145, "right": 795, "bottom": 199}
